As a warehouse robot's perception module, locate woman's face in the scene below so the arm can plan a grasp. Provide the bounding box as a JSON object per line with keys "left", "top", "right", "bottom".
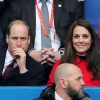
{"left": 72, "top": 26, "right": 92, "bottom": 56}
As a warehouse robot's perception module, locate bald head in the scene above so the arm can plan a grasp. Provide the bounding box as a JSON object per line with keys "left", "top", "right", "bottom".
{"left": 54, "top": 63, "right": 82, "bottom": 85}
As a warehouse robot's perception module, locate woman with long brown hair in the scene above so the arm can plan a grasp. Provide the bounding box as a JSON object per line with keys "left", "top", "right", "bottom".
{"left": 47, "top": 19, "right": 100, "bottom": 86}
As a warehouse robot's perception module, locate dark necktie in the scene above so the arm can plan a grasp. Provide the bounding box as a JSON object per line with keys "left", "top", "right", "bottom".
{"left": 3, "top": 59, "right": 16, "bottom": 79}
{"left": 41, "top": 0, "right": 51, "bottom": 48}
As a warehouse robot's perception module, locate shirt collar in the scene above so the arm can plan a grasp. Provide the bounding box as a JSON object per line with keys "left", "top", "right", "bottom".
{"left": 38, "top": 0, "right": 52, "bottom": 4}
{"left": 4, "top": 49, "right": 17, "bottom": 69}
{"left": 6, "top": 49, "right": 14, "bottom": 62}
{"left": 4, "top": 49, "right": 14, "bottom": 66}
{"left": 55, "top": 91, "right": 64, "bottom": 100}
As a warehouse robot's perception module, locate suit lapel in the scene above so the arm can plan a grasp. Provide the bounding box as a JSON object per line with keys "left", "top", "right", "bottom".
{"left": 10, "top": 66, "right": 19, "bottom": 77}
{"left": 54, "top": 0, "right": 62, "bottom": 30}
{"left": 0, "top": 46, "right": 7, "bottom": 76}
{"left": 25, "top": 0, "right": 36, "bottom": 47}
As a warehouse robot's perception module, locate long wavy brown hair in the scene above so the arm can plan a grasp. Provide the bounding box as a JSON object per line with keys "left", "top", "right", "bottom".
{"left": 62, "top": 19, "right": 100, "bottom": 79}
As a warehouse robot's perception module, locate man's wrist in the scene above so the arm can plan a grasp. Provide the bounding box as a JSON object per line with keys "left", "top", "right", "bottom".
{"left": 20, "top": 67, "right": 28, "bottom": 74}
{"left": 28, "top": 48, "right": 34, "bottom": 55}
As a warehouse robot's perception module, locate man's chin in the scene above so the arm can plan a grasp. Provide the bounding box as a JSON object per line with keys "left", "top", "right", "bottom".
{"left": 78, "top": 88, "right": 85, "bottom": 98}
{"left": 79, "top": 87, "right": 84, "bottom": 94}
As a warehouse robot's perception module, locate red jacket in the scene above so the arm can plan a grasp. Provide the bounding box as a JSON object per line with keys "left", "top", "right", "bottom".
{"left": 47, "top": 56, "right": 100, "bottom": 86}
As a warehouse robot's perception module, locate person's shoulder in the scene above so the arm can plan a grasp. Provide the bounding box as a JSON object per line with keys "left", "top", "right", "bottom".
{"left": 63, "top": 0, "right": 78, "bottom": 3}
{"left": 37, "top": 84, "right": 55, "bottom": 100}
{"left": 0, "top": 40, "right": 7, "bottom": 50}
{"left": 62, "top": 0, "right": 78, "bottom": 10}
{"left": 80, "top": 92, "right": 91, "bottom": 100}
{"left": 33, "top": 85, "right": 55, "bottom": 100}
{"left": 11, "top": 0, "right": 30, "bottom": 4}
{"left": 34, "top": 98, "right": 44, "bottom": 100}
{"left": 12, "top": 0, "right": 29, "bottom": 2}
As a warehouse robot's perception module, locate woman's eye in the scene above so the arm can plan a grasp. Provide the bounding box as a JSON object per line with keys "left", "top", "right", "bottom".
{"left": 73, "top": 35, "right": 79, "bottom": 38}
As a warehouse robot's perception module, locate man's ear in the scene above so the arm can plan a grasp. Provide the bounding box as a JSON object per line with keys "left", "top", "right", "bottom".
{"left": 60, "top": 78, "right": 68, "bottom": 88}
{"left": 6, "top": 34, "right": 9, "bottom": 44}
{"left": 28, "top": 36, "right": 30, "bottom": 45}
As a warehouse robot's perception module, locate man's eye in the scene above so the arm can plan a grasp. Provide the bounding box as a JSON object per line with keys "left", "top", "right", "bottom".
{"left": 21, "top": 38, "right": 26, "bottom": 40}
{"left": 12, "top": 37, "right": 17, "bottom": 40}
{"left": 76, "top": 77, "right": 81, "bottom": 81}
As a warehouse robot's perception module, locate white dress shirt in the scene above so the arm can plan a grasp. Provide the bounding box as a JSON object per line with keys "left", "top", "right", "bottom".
{"left": 34, "top": 0, "right": 61, "bottom": 51}
{"left": 55, "top": 91, "right": 64, "bottom": 100}
{"left": 2, "top": 50, "right": 17, "bottom": 75}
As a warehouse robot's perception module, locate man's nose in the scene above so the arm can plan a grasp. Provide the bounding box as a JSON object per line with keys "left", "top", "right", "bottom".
{"left": 81, "top": 79, "right": 85, "bottom": 86}
{"left": 17, "top": 38, "right": 21, "bottom": 46}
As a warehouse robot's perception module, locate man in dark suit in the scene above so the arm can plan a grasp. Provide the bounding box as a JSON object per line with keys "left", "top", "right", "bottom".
{"left": 0, "top": 20, "right": 45, "bottom": 86}
{"left": 0, "top": 0, "right": 83, "bottom": 83}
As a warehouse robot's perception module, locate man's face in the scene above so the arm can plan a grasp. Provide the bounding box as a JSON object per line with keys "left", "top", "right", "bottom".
{"left": 6, "top": 23, "right": 30, "bottom": 57}
{"left": 64, "top": 69, "right": 85, "bottom": 99}
{"left": 64, "top": 82, "right": 84, "bottom": 99}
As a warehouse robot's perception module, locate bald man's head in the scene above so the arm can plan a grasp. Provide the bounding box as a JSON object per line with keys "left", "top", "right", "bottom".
{"left": 54, "top": 63, "right": 82, "bottom": 85}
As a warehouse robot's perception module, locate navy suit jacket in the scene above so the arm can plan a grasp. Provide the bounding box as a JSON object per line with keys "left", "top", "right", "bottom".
{"left": 0, "top": 44, "right": 45, "bottom": 86}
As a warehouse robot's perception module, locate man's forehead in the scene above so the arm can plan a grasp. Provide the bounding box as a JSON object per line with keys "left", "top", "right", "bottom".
{"left": 8, "top": 32, "right": 29, "bottom": 38}
{"left": 67, "top": 70, "right": 82, "bottom": 79}
{"left": 9, "top": 25, "right": 28, "bottom": 36}
{"left": 10, "top": 23, "right": 28, "bottom": 30}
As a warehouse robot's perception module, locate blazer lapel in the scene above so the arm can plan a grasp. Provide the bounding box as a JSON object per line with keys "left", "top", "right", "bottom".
{"left": 25, "top": 0, "right": 36, "bottom": 47}
{"left": 0, "top": 46, "right": 7, "bottom": 76}
{"left": 54, "top": 0, "right": 62, "bottom": 30}
{"left": 11, "top": 66, "right": 19, "bottom": 76}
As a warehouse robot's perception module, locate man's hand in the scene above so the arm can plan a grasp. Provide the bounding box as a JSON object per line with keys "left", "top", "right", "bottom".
{"left": 28, "top": 48, "right": 50, "bottom": 63}
{"left": 28, "top": 48, "right": 61, "bottom": 66}
{"left": 29, "top": 48, "right": 52, "bottom": 64}
{"left": 13, "top": 48, "right": 28, "bottom": 73}
{"left": 28, "top": 49, "right": 43, "bottom": 62}
{"left": 46, "top": 50, "right": 61, "bottom": 66}
{"left": 40, "top": 48, "right": 50, "bottom": 64}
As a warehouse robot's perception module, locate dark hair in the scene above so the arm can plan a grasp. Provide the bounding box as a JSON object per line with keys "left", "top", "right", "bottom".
{"left": 7, "top": 20, "right": 30, "bottom": 36}
{"left": 62, "top": 19, "right": 100, "bottom": 79}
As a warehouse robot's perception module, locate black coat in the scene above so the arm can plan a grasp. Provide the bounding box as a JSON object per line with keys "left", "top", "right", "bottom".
{"left": 0, "top": 44, "right": 45, "bottom": 86}
{"left": 35, "top": 84, "right": 91, "bottom": 100}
